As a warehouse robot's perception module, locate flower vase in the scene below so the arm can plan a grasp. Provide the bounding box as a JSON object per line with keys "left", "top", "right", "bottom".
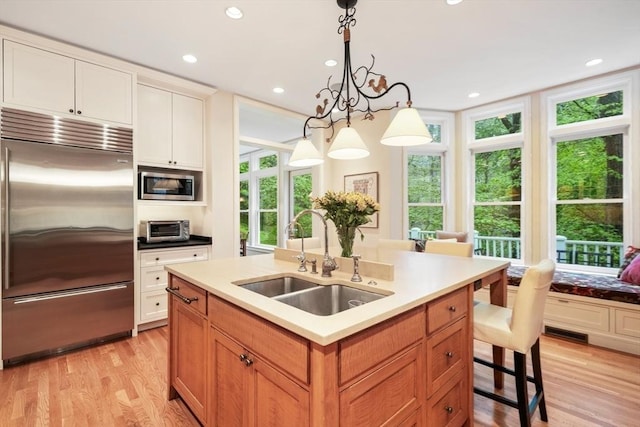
{"left": 336, "top": 226, "right": 356, "bottom": 258}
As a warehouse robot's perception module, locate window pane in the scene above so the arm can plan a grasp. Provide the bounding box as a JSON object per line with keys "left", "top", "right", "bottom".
{"left": 240, "top": 212, "right": 249, "bottom": 238}
{"left": 474, "top": 205, "right": 521, "bottom": 258}
{"left": 408, "top": 206, "right": 442, "bottom": 236}
{"left": 240, "top": 180, "right": 249, "bottom": 210}
{"left": 556, "top": 135, "right": 623, "bottom": 201}
{"left": 292, "top": 173, "right": 312, "bottom": 238}
{"left": 408, "top": 154, "right": 441, "bottom": 203}
{"left": 427, "top": 124, "right": 441, "bottom": 143}
{"left": 239, "top": 160, "right": 249, "bottom": 173}
{"left": 259, "top": 212, "right": 278, "bottom": 246}
{"left": 556, "top": 203, "right": 623, "bottom": 268}
{"left": 556, "top": 90, "right": 623, "bottom": 125}
{"left": 259, "top": 176, "right": 277, "bottom": 209}
{"left": 259, "top": 154, "right": 278, "bottom": 169}
{"left": 475, "top": 148, "right": 522, "bottom": 202}
{"left": 474, "top": 112, "right": 521, "bottom": 139}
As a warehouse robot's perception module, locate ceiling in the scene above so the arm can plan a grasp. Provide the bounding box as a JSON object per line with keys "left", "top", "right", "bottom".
{"left": 1, "top": 0, "right": 639, "bottom": 144}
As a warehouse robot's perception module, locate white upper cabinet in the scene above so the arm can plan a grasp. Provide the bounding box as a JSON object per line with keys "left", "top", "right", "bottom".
{"left": 2, "top": 40, "right": 132, "bottom": 125}
{"left": 137, "top": 84, "right": 204, "bottom": 170}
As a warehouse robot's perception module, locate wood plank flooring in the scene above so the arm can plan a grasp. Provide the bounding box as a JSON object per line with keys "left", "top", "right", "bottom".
{"left": 0, "top": 327, "right": 638, "bottom": 426}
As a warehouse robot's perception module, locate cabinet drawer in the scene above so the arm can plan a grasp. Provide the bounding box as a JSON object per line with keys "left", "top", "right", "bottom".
{"left": 339, "top": 345, "right": 423, "bottom": 427}
{"left": 339, "top": 306, "right": 425, "bottom": 386}
{"left": 427, "top": 287, "right": 468, "bottom": 334}
{"left": 545, "top": 296, "right": 609, "bottom": 332}
{"left": 140, "top": 290, "right": 168, "bottom": 322}
{"left": 168, "top": 275, "right": 207, "bottom": 316}
{"left": 426, "top": 317, "right": 467, "bottom": 397}
{"left": 426, "top": 371, "right": 468, "bottom": 427}
{"left": 139, "top": 246, "right": 209, "bottom": 267}
{"left": 141, "top": 267, "right": 169, "bottom": 292}
{"left": 209, "top": 295, "right": 309, "bottom": 384}
{"left": 615, "top": 308, "right": 640, "bottom": 338}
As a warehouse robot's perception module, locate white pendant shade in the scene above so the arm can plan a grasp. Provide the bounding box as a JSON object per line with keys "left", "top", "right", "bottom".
{"left": 380, "top": 107, "right": 433, "bottom": 146}
{"left": 289, "top": 139, "right": 324, "bottom": 167}
{"left": 327, "top": 127, "right": 370, "bottom": 160}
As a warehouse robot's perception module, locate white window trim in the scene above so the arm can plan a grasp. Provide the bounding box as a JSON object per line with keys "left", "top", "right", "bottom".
{"left": 462, "top": 97, "right": 531, "bottom": 263}
{"left": 541, "top": 70, "right": 637, "bottom": 274}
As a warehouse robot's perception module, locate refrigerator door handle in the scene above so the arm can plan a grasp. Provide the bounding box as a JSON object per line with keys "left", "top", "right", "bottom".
{"left": 3, "top": 146, "right": 9, "bottom": 291}
{"left": 12, "top": 284, "right": 129, "bottom": 304}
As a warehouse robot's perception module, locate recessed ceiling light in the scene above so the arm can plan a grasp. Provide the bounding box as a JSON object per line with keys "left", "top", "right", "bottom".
{"left": 182, "top": 54, "right": 197, "bottom": 63}
{"left": 273, "top": 87, "right": 284, "bottom": 94}
{"left": 325, "top": 59, "right": 338, "bottom": 67}
{"left": 225, "top": 6, "right": 243, "bottom": 19}
{"left": 468, "top": 92, "right": 480, "bottom": 98}
{"left": 447, "top": 0, "right": 464, "bottom": 5}
{"left": 585, "top": 58, "right": 603, "bottom": 67}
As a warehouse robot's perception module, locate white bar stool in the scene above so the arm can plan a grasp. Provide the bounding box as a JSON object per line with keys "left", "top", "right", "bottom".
{"left": 473, "top": 259, "right": 556, "bottom": 427}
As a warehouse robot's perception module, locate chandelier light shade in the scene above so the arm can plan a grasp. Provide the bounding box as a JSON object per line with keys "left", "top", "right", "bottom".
{"left": 380, "top": 107, "right": 433, "bottom": 146}
{"left": 327, "top": 126, "right": 369, "bottom": 160}
{"left": 289, "top": 139, "right": 324, "bottom": 167}
{"left": 289, "top": 0, "right": 430, "bottom": 166}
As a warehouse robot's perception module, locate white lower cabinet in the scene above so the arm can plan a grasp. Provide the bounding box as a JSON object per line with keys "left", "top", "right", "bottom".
{"left": 138, "top": 246, "right": 209, "bottom": 327}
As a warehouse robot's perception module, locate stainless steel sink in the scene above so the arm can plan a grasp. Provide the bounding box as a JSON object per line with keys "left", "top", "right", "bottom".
{"left": 239, "top": 276, "right": 318, "bottom": 297}
{"left": 273, "top": 285, "right": 385, "bottom": 316}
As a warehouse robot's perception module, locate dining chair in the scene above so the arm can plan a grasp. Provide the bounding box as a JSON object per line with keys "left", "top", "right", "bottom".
{"left": 285, "top": 237, "right": 321, "bottom": 250}
{"left": 424, "top": 240, "right": 474, "bottom": 257}
{"left": 473, "top": 259, "right": 556, "bottom": 427}
{"left": 377, "top": 238, "right": 415, "bottom": 251}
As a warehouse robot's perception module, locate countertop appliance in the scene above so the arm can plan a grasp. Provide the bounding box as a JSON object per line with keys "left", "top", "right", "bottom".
{"left": 138, "top": 171, "right": 195, "bottom": 201}
{"left": 140, "top": 220, "right": 190, "bottom": 243}
{"left": 1, "top": 108, "right": 134, "bottom": 364}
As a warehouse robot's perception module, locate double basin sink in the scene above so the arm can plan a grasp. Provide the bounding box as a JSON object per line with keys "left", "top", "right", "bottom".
{"left": 237, "top": 276, "right": 387, "bottom": 316}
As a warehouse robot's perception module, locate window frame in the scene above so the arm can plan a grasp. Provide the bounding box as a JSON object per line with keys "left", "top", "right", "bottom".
{"left": 542, "top": 73, "right": 635, "bottom": 274}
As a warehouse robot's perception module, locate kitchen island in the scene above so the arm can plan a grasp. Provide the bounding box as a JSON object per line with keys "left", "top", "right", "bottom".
{"left": 165, "top": 248, "right": 508, "bottom": 427}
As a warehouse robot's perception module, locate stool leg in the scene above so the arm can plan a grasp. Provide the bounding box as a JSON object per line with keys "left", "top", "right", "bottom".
{"left": 531, "top": 339, "right": 548, "bottom": 421}
{"left": 514, "top": 351, "right": 531, "bottom": 427}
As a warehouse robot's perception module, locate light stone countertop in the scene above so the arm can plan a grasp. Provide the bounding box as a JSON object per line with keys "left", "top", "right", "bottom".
{"left": 165, "top": 248, "right": 509, "bottom": 345}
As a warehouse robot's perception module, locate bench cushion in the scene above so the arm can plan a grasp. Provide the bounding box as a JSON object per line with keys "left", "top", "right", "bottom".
{"left": 508, "top": 265, "right": 640, "bottom": 305}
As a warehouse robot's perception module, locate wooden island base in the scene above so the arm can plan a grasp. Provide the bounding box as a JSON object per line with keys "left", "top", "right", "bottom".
{"left": 167, "top": 273, "right": 477, "bottom": 427}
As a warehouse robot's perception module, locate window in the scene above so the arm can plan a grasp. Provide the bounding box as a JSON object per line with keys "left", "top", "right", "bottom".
{"left": 289, "top": 170, "right": 313, "bottom": 238}
{"left": 406, "top": 116, "right": 452, "bottom": 241}
{"left": 239, "top": 150, "right": 279, "bottom": 248}
{"left": 466, "top": 102, "right": 526, "bottom": 261}
{"left": 547, "top": 77, "right": 631, "bottom": 271}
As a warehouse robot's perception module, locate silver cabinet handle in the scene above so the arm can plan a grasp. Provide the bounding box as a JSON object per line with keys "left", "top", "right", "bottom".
{"left": 165, "top": 287, "right": 199, "bottom": 304}
{"left": 3, "top": 147, "right": 10, "bottom": 290}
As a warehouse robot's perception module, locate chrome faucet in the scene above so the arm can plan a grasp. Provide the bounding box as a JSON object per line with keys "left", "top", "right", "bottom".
{"left": 351, "top": 254, "right": 362, "bottom": 282}
{"left": 292, "top": 209, "right": 338, "bottom": 277}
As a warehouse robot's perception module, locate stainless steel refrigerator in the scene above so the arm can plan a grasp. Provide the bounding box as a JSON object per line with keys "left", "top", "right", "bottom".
{"left": 1, "top": 108, "right": 134, "bottom": 363}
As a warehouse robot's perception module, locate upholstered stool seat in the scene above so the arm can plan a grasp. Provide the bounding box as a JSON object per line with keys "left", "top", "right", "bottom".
{"left": 473, "top": 259, "right": 556, "bottom": 427}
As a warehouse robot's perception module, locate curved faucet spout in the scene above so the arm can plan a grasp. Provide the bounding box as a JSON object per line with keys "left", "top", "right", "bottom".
{"left": 293, "top": 209, "right": 337, "bottom": 277}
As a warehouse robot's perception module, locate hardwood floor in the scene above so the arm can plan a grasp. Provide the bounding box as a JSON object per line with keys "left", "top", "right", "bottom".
{"left": 0, "top": 327, "right": 638, "bottom": 426}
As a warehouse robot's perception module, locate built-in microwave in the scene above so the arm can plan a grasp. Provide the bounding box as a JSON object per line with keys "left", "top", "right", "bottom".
{"left": 138, "top": 171, "right": 195, "bottom": 201}
{"left": 140, "top": 220, "right": 190, "bottom": 243}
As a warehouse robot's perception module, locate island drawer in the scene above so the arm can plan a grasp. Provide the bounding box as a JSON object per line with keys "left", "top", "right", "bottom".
{"left": 339, "top": 306, "right": 425, "bottom": 386}
{"left": 426, "top": 317, "right": 467, "bottom": 397}
{"left": 209, "top": 295, "right": 310, "bottom": 384}
{"left": 168, "top": 275, "right": 207, "bottom": 316}
{"left": 426, "top": 370, "right": 468, "bottom": 427}
{"left": 426, "top": 287, "right": 468, "bottom": 334}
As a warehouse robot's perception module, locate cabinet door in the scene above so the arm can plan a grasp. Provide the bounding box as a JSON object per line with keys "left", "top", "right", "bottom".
{"left": 170, "top": 298, "right": 207, "bottom": 423}
{"left": 210, "top": 329, "right": 250, "bottom": 426}
{"left": 137, "top": 84, "right": 173, "bottom": 166}
{"left": 172, "top": 93, "right": 204, "bottom": 169}
{"left": 3, "top": 40, "right": 75, "bottom": 114}
{"left": 75, "top": 60, "right": 132, "bottom": 124}
{"left": 252, "top": 355, "right": 309, "bottom": 427}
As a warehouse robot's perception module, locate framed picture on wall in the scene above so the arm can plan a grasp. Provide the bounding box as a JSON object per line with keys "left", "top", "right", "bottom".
{"left": 344, "top": 171, "right": 378, "bottom": 228}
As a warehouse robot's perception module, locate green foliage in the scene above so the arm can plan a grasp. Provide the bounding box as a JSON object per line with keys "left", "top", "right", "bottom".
{"left": 292, "top": 174, "right": 313, "bottom": 238}
{"left": 474, "top": 112, "right": 521, "bottom": 139}
{"left": 556, "top": 91, "right": 622, "bottom": 125}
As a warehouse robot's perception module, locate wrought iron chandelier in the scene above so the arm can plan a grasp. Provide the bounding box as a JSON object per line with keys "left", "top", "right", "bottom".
{"left": 289, "top": 0, "right": 433, "bottom": 167}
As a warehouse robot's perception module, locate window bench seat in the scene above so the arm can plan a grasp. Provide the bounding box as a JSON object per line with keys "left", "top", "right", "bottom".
{"left": 475, "top": 266, "right": 640, "bottom": 355}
